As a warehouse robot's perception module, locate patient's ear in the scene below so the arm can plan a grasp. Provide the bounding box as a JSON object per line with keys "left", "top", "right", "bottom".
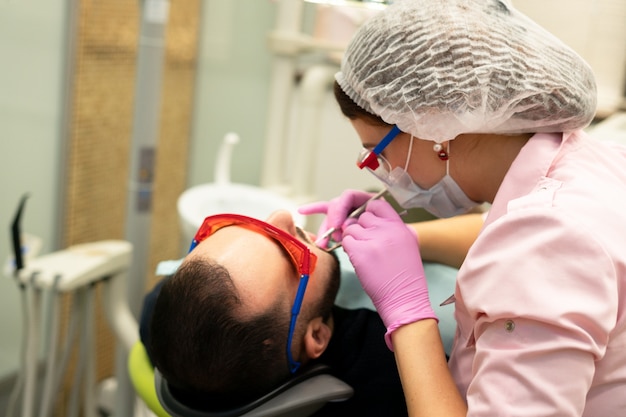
{"left": 302, "top": 317, "right": 332, "bottom": 360}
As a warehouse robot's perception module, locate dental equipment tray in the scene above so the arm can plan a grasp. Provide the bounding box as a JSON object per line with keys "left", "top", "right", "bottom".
{"left": 16, "top": 240, "right": 132, "bottom": 292}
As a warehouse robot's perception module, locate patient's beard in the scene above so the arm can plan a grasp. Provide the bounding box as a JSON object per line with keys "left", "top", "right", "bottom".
{"left": 315, "top": 250, "right": 341, "bottom": 323}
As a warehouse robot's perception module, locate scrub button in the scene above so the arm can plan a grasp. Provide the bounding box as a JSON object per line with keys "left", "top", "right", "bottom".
{"left": 504, "top": 320, "right": 515, "bottom": 332}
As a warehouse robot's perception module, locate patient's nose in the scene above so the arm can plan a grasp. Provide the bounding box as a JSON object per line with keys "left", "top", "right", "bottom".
{"left": 266, "top": 210, "right": 296, "bottom": 235}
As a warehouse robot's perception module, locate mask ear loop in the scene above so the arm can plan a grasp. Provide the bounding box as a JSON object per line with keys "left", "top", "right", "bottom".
{"left": 403, "top": 135, "right": 414, "bottom": 171}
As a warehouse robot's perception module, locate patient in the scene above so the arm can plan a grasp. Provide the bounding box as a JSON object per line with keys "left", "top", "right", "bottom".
{"left": 142, "top": 207, "right": 483, "bottom": 415}
{"left": 142, "top": 210, "right": 409, "bottom": 416}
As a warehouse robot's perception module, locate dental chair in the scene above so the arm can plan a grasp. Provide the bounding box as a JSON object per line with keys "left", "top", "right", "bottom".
{"left": 128, "top": 340, "right": 354, "bottom": 417}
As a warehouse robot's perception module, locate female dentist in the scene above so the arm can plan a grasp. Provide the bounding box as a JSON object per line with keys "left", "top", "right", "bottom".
{"left": 299, "top": 0, "right": 626, "bottom": 416}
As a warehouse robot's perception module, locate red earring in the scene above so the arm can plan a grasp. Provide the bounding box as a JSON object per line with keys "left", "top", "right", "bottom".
{"left": 433, "top": 143, "right": 448, "bottom": 161}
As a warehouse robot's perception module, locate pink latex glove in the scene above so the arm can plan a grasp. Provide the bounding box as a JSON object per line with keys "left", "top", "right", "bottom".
{"left": 342, "top": 199, "right": 438, "bottom": 350}
{"left": 298, "top": 189, "right": 376, "bottom": 247}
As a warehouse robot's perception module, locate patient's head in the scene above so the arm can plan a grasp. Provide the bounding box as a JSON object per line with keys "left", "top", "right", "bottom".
{"left": 150, "top": 210, "right": 340, "bottom": 406}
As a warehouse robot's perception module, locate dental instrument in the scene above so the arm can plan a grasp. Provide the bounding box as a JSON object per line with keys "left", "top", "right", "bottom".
{"left": 316, "top": 188, "right": 387, "bottom": 249}
{"left": 439, "top": 294, "right": 456, "bottom": 306}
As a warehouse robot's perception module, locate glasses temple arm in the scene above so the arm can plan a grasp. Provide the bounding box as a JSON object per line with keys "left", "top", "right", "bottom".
{"left": 286, "top": 273, "right": 309, "bottom": 373}
{"left": 372, "top": 125, "right": 401, "bottom": 155}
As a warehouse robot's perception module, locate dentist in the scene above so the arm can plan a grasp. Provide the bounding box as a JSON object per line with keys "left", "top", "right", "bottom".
{"left": 299, "top": 0, "right": 626, "bottom": 416}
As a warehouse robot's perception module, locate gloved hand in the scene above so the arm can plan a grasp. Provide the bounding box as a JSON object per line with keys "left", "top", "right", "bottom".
{"left": 298, "top": 189, "right": 377, "bottom": 247}
{"left": 342, "top": 199, "right": 438, "bottom": 350}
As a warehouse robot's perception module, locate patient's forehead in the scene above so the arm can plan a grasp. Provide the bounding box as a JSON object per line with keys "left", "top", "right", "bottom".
{"left": 185, "top": 226, "right": 294, "bottom": 315}
{"left": 184, "top": 219, "right": 337, "bottom": 318}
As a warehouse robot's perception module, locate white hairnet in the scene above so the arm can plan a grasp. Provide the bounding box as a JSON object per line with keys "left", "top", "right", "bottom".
{"left": 336, "top": 0, "right": 597, "bottom": 142}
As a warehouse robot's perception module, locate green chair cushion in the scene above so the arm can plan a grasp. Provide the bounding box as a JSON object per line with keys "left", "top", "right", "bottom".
{"left": 128, "top": 341, "right": 171, "bottom": 417}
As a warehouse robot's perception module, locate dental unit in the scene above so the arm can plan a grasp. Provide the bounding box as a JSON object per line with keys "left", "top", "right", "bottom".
{"left": 6, "top": 196, "right": 137, "bottom": 417}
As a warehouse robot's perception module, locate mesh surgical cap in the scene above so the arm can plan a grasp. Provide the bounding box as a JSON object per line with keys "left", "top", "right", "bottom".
{"left": 336, "top": 0, "right": 597, "bottom": 142}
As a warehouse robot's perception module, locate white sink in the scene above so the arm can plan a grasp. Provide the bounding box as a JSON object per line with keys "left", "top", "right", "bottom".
{"left": 177, "top": 183, "right": 305, "bottom": 247}
{"left": 177, "top": 132, "right": 305, "bottom": 249}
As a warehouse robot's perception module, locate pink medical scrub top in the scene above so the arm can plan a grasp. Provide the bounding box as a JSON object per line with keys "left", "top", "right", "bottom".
{"left": 448, "top": 131, "right": 626, "bottom": 416}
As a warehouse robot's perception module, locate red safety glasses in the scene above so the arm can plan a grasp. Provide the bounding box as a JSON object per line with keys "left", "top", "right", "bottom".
{"left": 188, "top": 213, "right": 318, "bottom": 373}
{"left": 356, "top": 124, "right": 402, "bottom": 171}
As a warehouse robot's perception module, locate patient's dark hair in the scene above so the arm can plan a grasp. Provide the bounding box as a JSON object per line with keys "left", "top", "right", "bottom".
{"left": 150, "top": 259, "right": 291, "bottom": 408}
{"left": 333, "top": 80, "right": 390, "bottom": 127}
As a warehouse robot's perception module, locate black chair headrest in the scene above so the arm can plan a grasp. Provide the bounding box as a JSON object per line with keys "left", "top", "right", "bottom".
{"left": 154, "top": 363, "right": 353, "bottom": 417}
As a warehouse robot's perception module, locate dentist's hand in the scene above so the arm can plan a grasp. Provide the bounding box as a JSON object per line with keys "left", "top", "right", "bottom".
{"left": 342, "top": 199, "right": 438, "bottom": 350}
{"left": 298, "top": 189, "right": 377, "bottom": 247}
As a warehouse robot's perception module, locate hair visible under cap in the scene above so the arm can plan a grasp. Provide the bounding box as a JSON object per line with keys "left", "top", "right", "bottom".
{"left": 335, "top": 0, "right": 597, "bottom": 142}
{"left": 333, "top": 81, "right": 390, "bottom": 127}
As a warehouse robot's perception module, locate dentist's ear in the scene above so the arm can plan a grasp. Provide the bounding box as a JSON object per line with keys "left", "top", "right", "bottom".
{"left": 302, "top": 317, "right": 333, "bottom": 360}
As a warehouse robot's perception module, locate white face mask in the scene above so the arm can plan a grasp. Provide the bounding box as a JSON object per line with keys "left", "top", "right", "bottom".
{"left": 385, "top": 165, "right": 478, "bottom": 218}
{"left": 369, "top": 138, "right": 479, "bottom": 218}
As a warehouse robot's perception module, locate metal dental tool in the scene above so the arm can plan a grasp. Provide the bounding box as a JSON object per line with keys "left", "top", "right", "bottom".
{"left": 439, "top": 294, "right": 456, "bottom": 306}
{"left": 317, "top": 188, "right": 388, "bottom": 252}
